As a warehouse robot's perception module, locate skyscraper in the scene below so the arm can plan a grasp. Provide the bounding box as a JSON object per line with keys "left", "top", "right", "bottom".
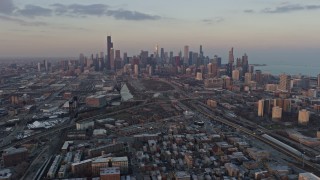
{"left": 107, "top": 36, "right": 113, "bottom": 70}
{"left": 228, "top": 47, "right": 234, "bottom": 64}
{"left": 199, "top": 45, "right": 204, "bottom": 65}
{"left": 188, "top": 51, "right": 193, "bottom": 65}
{"left": 244, "top": 72, "right": 252, "bottom": 85}
{"left": 115, "top": 50, "right": 121, "bottom": 59}
{"left": 279, "top": 73, "right": 291, "bottom": 92}
{"left": 167, "top": 51, "right": 172, "bottom": 64}
{"left": 110, "top": 48, "right": 115, "bottom": 70}
{"left": 160, "top": 48, "right": 164, "bottom": 60}
{"left": 226, "top": 63, "right": 233, "bottom": 77}
{"left": 154, "top": 44, "right": 159, "bottom": 57}
{"left": 184, "top": 46, "right": 189, "bottom": 65}
{"left": 192, "top": 52, "right": 199, "bottom": 66}
{"left": 213, "top": 55, "right": 222, "bottom": 67}
{"left": 140, "top": 51, "right": 148, "bottom": 68}
{"left": 318, "top": 74, "right": 320, "bottom": 87}
{"left": 123, "top": 52, "right": 128, "bottom": 64}
{"left": 242, "top": 53, "right": 249, "bottom": 74}
{"left": 99, "top": 52, "right": 104, "bottom": 71}
{"left": 255, "top": 70, "right": 262, "bottom": 84}
{"left": 207, "top": 63, "right": 213, "bottom": 74}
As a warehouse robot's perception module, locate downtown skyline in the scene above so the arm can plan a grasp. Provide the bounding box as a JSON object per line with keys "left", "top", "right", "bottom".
{"left": 1, "top": 0, "right": 320, "bottom": 61}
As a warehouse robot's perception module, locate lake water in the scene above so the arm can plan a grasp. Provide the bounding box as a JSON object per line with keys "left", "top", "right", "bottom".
{"left": 250, "top": 59, "right": 320, "bottom": 77}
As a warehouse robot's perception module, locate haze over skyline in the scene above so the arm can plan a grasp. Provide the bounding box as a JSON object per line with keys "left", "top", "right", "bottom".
{"left": 1, "top": 0, "right": 320, "bottom": 61}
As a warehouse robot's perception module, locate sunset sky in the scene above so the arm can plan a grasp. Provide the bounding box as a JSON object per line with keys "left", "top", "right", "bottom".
{"left": 1, "top": 0, "right": 320, "bottom": 60}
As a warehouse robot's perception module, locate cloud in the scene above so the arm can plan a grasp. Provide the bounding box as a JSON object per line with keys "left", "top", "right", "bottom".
{"left": 107, "top": 9, "right": 161, "bottom": 20}
{"left": 262, "top": 4, "right": 304, "bottom": 13}
{"left": 202, "top": 17, "right": 224, "bottom": 25}
{"left": 0, "top": 0, "right": 16, "bottom": 14}
{"left": 0, "top": 1, "right": 162, "bottom": 21}
{"left": 17, "top": 5, "right": 52, "bottom": 18}
{"left": 244, "top": 9, "right": 254, "bottom": 13}
{"left": 260, "top": 3, "right": 320, "bottom": 13}
{"left": 0, "top": 15, "right": 47, "bottom": 26}
{"left": 305, "top": 5, "right": 320, "bottom": 10}
{"left": 51, "top": 3, "right": 109, "bottom": 17}
{"left": 52, "top": 3, "right": 161, "bottom": 20}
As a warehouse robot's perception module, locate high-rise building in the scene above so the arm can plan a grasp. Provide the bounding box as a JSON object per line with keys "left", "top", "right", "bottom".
{"left": 258, "top": 99, "right": 271, "bottom": 117}
{"left": 123, "top": 52, "right": 128, "bottom": 64}
{"left": 244, "top": 72, "right": 252, "bottom": 85}
{"left": 134, "top": 64, "right": 139, "bottom": 77}
{"left": 44, "top": 60, "right": 48, "bottom": 71}
{"left": 160, "top": 48, "right": 164, "bottom": 60}
{"left": 278, "top": 74, "right": 291, "bottom": 92}
{"left": 199, "top": 45, "right": 204, "bottom": 64}
{"left": 272, "top": 106, "right": 282, "bottom": 121}
{"left": 242, "top": 53, "right": 249, "bottom": 74}
{"left": 188, "top": 51, "right": 193, "bottom": 65}
{"left": 37, "top": 62, "right": 41, "bottom": 72}
{"left": 318, "top": 74, "right": 320, "bottom": 87}
{"left": 248, "top": 65, "right": 254, "bottom": 73}
{"left": 107, "top": 36, "right": 113, "bottom": 70}
{"left": 115, "top": 50, "right": 120, "bottom": 59}
{"left": 223, "top": 76, "right": 232, "bottom": 89}
{"left": 114, "top": 50, "right": 121, "bottom": 69}
{"left": 192, "top": 52, "right": 199, "bottom": 66}
{"left": 283, "top": 99, "right": 292, "bottom": 113}
{"left": 212, "top": 55, "right": 222, "bottom": 67}
{"left": 298, "top": 109, "right": 310, "bottom": 125}
{"left": 226, "top": 63, "right": 233, "bottom": 77}
{"left": 169, "top": 51, "right": 173, "bottom": 64}
{"left": 212, "top": 63, "right": 218, "bottom": 77}
{"left": 154, "top": 44, "right": 159, "bottom": 58}
{"left": 258, "top": 100, "right": 264, "bottom": 117}
{"left": 232, "top": 70, "right": 240, "bottom": 81}
{"left": 300, "top": 76, "right": 310, "bottom": 89}
{"left": 195, "top": 72, "right": 203, "bottom": 80}
{"left": 184, "top": 46, "right": 189, "bottom": 65}
{"left": 140, "top": 50, "right": 148, "bottom": 68}
{"left": 207, "top": 63, "right": 213, "bottom": 74}
{"left": 99, "top": 52, "right": 104, "bottom": 71}
{"left": 236, "top": 58, "right": 242, "bottom": 67}
{"left": 228, "top": 47, "right": 234, "bottom": 64}
{"left": 255, "top": 70, "right": 262, "bottom": 84}
{"left": 110, "top": 48, "right": 115, "bottom": 70}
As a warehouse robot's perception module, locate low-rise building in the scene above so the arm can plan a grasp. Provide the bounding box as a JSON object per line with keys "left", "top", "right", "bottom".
{"left": 100, "top": 167, "right": 120, "bottom": 180}
{"left": 2, "top": 147, "right": 28, "bottom": 167}
{"left": 76, "top": 121, "right": 94, "bottom": 131}
{"left": 71, "top": 159, "right": 92, "bottom": 177}
{"left": 85, "top": 95, "right": 107, "bottom": 108}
